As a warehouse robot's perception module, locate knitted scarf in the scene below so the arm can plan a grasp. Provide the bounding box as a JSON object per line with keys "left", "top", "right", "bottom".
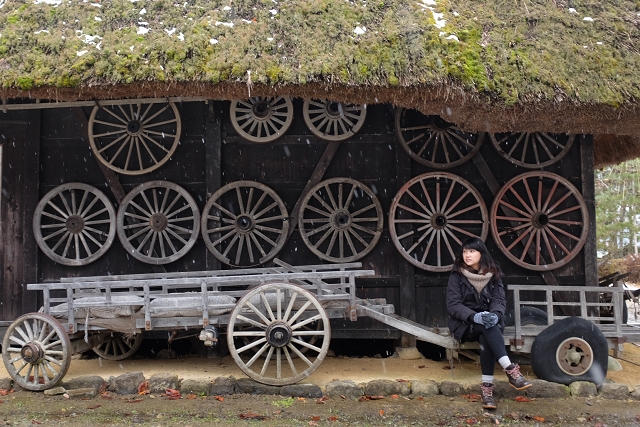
{"left": 461, "top": 268, "right": 493, "bottom": 295}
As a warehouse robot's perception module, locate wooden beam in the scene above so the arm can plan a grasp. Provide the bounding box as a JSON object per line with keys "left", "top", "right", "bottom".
{"left": 285, "top": 141, "right": 341, "bottom": 240}
{"left": 580, "top": 135, "right": 597, "bottom": 287}
{"left": 205, "top": 101, "right": 222, "bottom": 271}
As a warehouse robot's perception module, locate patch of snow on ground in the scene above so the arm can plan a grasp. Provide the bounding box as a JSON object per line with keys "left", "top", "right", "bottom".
{"left": 165, "top": 28, "right": 176, "bottom": 35}
{"left": 583, "top": 16, "right": 593, "bottom": 22}
{"left": 446, "top": 34, "right": 459, "bottom": 41}
{"left": 210, "top": 38, "right": 218, "bottom": 44}
{"left": 215, "top": 21, "right": 234, "bottom": 27}
{"left": 77, "top": 50, "right": 88, "bottom": 56}
{"left": 354, "top": 26, "right": 366, "bottom": 35}
{"left": 137, "top": 26, "right": 149, "bottom": 35}
{"left": 34, "top": 0, "right": 62, "bottom": 4}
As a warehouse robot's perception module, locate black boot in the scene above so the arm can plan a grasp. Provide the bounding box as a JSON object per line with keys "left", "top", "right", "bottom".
{"left": 504, "top": 363, "right": 532, "bottom": 390}
{"left": 481, "top": 382, "right": 496, "bottom": 409}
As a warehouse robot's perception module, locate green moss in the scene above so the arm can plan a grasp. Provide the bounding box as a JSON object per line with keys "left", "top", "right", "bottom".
{"left": 16, "top": 77, "right": 33, "bottom": 90}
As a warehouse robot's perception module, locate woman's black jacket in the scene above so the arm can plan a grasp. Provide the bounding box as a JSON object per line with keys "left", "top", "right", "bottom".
{"left": 446, "top": 270, "right": 506, "bottom": 343}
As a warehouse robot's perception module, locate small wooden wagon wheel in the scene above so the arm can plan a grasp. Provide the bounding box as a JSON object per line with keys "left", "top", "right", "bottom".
{"left": 302, "top": 99, "right": 367, "bottom": 141}
{"left": 490, "top": 171, "right": 588, "bottom": 271}
{"left": 299, "top": 178, "right": 383, "bottom": 262}
{"left": 230, "top": 96, "right": 294, "bottom": 143}
{"left": 489, "top": 132, "right": 575, "bottom": 168}
{"left": 117, "top": 181, "right": 200, "bottom": 264}
{"left": 88, "top": 101, "right": 181, "bottom": 175}
{"left": 395, "top": 108, "right": 483, "bottom": 169}
{"left": 389, "top": 172, "right": 488, "bottom": 272}
{"left": 201, "top": 181, "right": 289, "bottom": 267}
{"left": 227, "top": 282, "right": 330, "bottom": 386}
{"left": 2, "top": 313, "right": 72, "bottom": 391}
{"left": 33, "top": 183, "right": 116, "bottom": 266}
{"left": 92, "top": 333, "right": 143, "bottom": 361}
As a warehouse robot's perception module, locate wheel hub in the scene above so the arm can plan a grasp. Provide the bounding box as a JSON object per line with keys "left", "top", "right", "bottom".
{"left": 331, "top": 210, "right": 352, "bottom": 229}
{"left": 149, "top": 213, "right": 168, "bottom": 231}
{"left": 252, "top": 101, "right": 271, "bottom": 120}
{"left": 325, "top": 102, "right": 344, "bottom": 119}
{"left": 533, "top": 212, "right": 549, "bottom": 228}
{"left": 266, "top": 322, "right": 292, "bottom": 348}
{"left": 556, "top": 337, "right": 593, "bottom": 376}
{"left": 127, "top": 120, "right": 142, "bottom": 135}
{"left": 65, "top": 215, "right": 85, "bottom": 234}
{"left": 21, "top": 342, "right": 44, "bottom": 364}
{"left": 430, "top": 116, "right": 453, "bottom": 132}
{"left": 431, "top": 213, "right": 448, "bottom": 229}
{"left": 235, "top": 214, "right": 255, "bottom": 232}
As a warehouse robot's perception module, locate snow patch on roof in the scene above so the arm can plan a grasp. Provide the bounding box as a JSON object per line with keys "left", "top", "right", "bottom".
{"left": 137, "top": 27, "right": 149, "bottom": 35}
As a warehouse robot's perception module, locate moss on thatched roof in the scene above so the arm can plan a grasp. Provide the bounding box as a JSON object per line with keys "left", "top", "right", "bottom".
{"left": 1, "top": 0, "right": 640, "bottom": 135}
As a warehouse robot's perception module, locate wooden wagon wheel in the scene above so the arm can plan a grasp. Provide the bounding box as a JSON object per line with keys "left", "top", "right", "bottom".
{"left": 303, "top": 99, "right": 367, "bottom": 141}
{"left": 238, "top": 319, "right": 322, "bottom": 358}
{"left": 92, "top": 333, "right": 143, "bottom": 361}
{"left": 395, "top": 108, "right": 483, "bottom": 169}
{"left": 201, "top": 181, "right": 289, "bottom": 267}
{"left": 489, "top": 132, "right": 575, "bottom": 168}
{"left": 230, "top": 97, "right": 294, "bottom": 143}
{"left": 88, "top": 101, "right": 181, "bottom": 175}
{"left": 389, "top": 172, "right": 488, "bottom": 272}
{"left": 2, "top": 313, "right": 72, "bottom": 391}
{"left": 227, "top": 282, "right": 330, "bottom": 386}
{"left": 299, "top": 178, "right": 383, "bottom": 262}
{"left": 490, "top": 171, "right": 588, "bottom": 271}
{"left": 33, "top": 183, "right": 116, "bottom": 266}
{"left": 117, "top": 180, "right": 200, "bottom": 264}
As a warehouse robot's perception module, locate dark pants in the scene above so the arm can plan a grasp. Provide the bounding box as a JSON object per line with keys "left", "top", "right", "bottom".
{"left": 462, "top": 324, "right": 507, "bottom": 376}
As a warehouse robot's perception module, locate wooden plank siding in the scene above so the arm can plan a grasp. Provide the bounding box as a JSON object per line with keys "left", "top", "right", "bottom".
{"left": 0, "top": 100, "right": 594, "bottom": 339}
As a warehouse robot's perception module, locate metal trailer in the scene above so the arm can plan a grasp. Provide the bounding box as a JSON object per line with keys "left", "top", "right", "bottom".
{"left": 3, "top": 260, "right": 640, "bottom": 391}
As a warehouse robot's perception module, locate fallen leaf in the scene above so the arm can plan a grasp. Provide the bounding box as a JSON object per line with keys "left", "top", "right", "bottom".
{"left": 214, "top": 396, "right": 224, "bottom": 402}
{"left": 396, "top": 379, "right": 409, "bottom": 382}
{"left": 514, "top": 396, "right": 532, "bottom": 402}
{"left": 138, "top": 381, "right": 150, "bottom": 395}
{"left": 328, "top": 416, "right": 338, "bottom": 421}
{"left": 442, "top": 365, "right": 454, "bottom": 370}
{"left": 31, "top": 421, "right": 42, "bottom": 425}
{"left": 126, "top": 399, "right": 143, "bottom": 403}
{"left": 370, "top": 396, "right": 384, "bottom": 400}
{"left": 98, "top": 382, "right": 107, "bottom": 394}
{"left": 100, "top": 392, "right": 113, "bottom": 400}
{"left": 466, "top": 418, "right": 479, "bottom": 425}
{"left": 340, "top": 395, "right": 346, "bottom": 400}
{"left": 239, "top": 412, "right": 268, "bottom": 420}
{"left": 87, "top": 405, "right": 101, "bottom": 410}
{"left": 273, "top": 410, "right": 283, "bottom": 415}
{"left": 463, "top": 393, "right": 482, "bottom": 402}
{"left": 163, "top": 388, "right": 181, "bottom": 400}
{"left": 297, "top": 397, "right": 307, "bottom": 402}
{"left": 0, "top": 389, "right": 14, "bottom": 396}
{"left": 533, "top": 416, "right": 544, "bottom": 422}
{"left": 418, "top": 365, "right": 426, "bottom": 369}
{"left": 311, "top": 416, "right": 321, "bottom": 421}
{"left": 506, "top": 412, "right": 519, "bottom": 421}
{"left": 416, "top": 397, "right": 424, "bottom": 401}
{"left": 63, "top": 394, "right": 69, "bottom": 399}
{"left": 587, "top": 415, "right": 596, "bottom": 421}
{"left": 390, "top": 394, "right": 399, "bottom": 399}
{"left": 0, "top": 400, "right": 3, "bottom": 404}
{"left": 187, "top": 394, "right": 197, "bottom": 400}
{"left": 379, "top": 410, "right": 385, "bottom": 416}
{"left": 316, "top": 396, "right": 329, "bottom": 403}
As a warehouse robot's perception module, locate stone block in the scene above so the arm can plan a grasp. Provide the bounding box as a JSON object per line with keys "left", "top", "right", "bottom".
{"left": 525, "top": 380, "right": 570, "bottom": 399}
{"left": 410, "top": 380, "right": 439, "bottom": 396}
{"left": 395, "top": 347, "right": 422, "bottom": 360}
{"left": 63, "top": 376, "right": 105, "bottom": 393}
{"left": 148, "top": 373, "right": 179, "bottom": 393}
{"left": 109, "top": 372, "right": 145, "bottom": 395}
{"left": 210, "top": 377, "right": 236, "bottom": 396}
{"left": 598, "top": 382, "right": 629, "bottom": 399}
{"left": 66, "top": 388, "right": 97, "bottom": 398}
{"left": 439, "top": 381, "right": 464, "bottom": 397}
{"left": 569, "top": 381, "right": 597, "bottom": 397}
{"left": 325, "top": 380, "right": 363, "bottom": 399}
{"left": 181, "top": 379, "right": 211, "bottom": 396}
{"left": 281, "top": 384, "right": 323, "bottom": 398}
{"left": 0, "top": 378, "right": 13, "bottom": 390}
{"left": 364, "top": 379, "right": 410, "bottom": 396}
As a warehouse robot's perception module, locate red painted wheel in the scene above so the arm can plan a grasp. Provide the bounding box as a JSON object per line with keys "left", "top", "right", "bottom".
{"left": 489, "top": 132, "right": 574, "bottom": 168}
{"left": 490, "top": 172, "right": 588, "bottom": 271}
{"left": 395, "top": 109, "right": 483, "bottom": 169}
{"left": 389, "top": 172, "right": 488, "bottom": 272}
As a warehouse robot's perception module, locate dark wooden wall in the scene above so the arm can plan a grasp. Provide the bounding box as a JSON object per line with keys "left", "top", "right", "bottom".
{"left": 0, "top": 100, "right": 596, "bottom": 338}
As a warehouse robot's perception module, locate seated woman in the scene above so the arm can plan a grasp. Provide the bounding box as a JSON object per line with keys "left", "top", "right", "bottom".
{"left": 446, "top": 237, "right": 531, "bottom": 409}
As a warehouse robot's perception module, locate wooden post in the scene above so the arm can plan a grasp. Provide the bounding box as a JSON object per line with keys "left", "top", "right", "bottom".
{"left": 205, "top": 101, "right": 222, "bottom": 271}
{"left": 580, "top": 135, "right": 597, "bottom": 287}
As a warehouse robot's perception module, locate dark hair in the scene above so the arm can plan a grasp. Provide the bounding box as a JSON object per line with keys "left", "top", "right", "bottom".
{"left": 452, "top": 237, "right": 502, "bottom": 276}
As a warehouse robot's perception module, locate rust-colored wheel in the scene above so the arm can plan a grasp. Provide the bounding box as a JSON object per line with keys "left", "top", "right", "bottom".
{"left": 489, "top": 132, "right": 574, "bottom": 168}
{"left": 395, "top": 108, "right": 483, "bottom": 169}
{"left": 490, "top": 172, "right": 588, "bottom": 271}
{"left": 299, "top": 178, "right": 383, "bottom": 263}
{"left": 389, "top": 172, "right": 488, "bottom": 272}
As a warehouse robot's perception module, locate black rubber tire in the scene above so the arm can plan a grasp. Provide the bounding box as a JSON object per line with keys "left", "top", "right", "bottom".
{"left": 505, "top": 306, "right": 549, "bottom": 327}
{"left": 530, "top": 316, "right": 608, "bottom": 385}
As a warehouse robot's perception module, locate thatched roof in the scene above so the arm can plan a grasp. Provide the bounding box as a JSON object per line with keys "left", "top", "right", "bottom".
{"left": 1, "top": 0, "right": 640, "bottom": 154}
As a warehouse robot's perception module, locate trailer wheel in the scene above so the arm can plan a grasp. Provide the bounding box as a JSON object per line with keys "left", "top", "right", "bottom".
{"left": 530, "top": 316, "right": 608, "bottom": 385}
{"left": 2, "top": 313, "right": 71, "bottom": 391}
{"left": 92, "top": 333, "right": 143, "bottom": 361}
{"left": 227, "top": 282, "right": 330, "bottom": 386}
{"left": 505, "top": 306, "right": 548, "bottom": 327}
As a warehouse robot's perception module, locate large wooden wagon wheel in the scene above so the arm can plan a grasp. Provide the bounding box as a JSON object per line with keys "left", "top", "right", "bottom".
{"left": 2, "top": 313, "right": 72, "bottom": 391}
{"left": 33, "top": 183, "right": 116, "bottom": 266}
{"left": 88, "top": 101, "right": 181, "bottom": 175}
{"left": 230, "top": 97, "right": 294, "bottom": 143}
{"left": 395, "top": 108, "right": 483, "bottom": 169}
{"left": 201, "top": 181, "right": 289, "bottom": 267}
{"left": 490, "top": 171, "right": 588, "bottom": 271}
{"left": 299, "top": 178, "right": 383, "bottom": 262}
{"left": 117, "top": 181, "right": 200, "bottom": 264}
{"left": 92, "top": 333, "right": 143, "bottom": 361}
{"left": 489, "top": 132, "right": 575, "bottom": 168}
{"left": 303, "top": 99, "right": 367, "bottom": 141}
{"left": 389, "top": 172, "right": 488, "bottom": 272}
{"left": 227, "top": 282, "right": 330, "bottom": 386}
